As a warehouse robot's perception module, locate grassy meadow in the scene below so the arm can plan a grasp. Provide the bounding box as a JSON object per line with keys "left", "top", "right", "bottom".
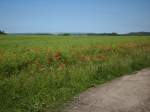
{"left": 0, "top": 35, "right": 150, "bottom": 112}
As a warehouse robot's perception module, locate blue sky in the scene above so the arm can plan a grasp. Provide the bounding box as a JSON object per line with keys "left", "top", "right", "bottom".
{"left": 0, "top": 0, "right": 150, "bottom": 33}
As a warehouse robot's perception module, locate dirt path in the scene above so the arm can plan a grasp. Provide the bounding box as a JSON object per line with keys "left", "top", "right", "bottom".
{"left": 67, "top": 69, "right": 150, "bottom": 112}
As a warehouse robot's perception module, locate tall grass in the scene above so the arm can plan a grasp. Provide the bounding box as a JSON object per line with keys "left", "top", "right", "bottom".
{"left": 0, "top": 35, "right": 150, "bottom": 112}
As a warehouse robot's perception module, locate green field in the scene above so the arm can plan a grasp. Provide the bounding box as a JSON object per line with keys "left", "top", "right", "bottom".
{"left": 0, "top": 35, "right": 150, "bottom": 112}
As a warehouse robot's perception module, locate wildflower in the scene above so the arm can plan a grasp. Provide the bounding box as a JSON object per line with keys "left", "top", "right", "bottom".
{"left": 54, "top": 52, "right": 61, "bottom": 61}
{"left": 79, "top": 55, "right": 91, "bottom": 62}
{"left": 95, "top": 55, "right": 108, "bottom": 62}
{"left": 47, "top": 57, "right": 52, "bottom": 64}
{"left": 101, "top": 46, "right": 112, "bottom": 52}
{"left": 58, "top": 63, "right": 66, "bottom": 70}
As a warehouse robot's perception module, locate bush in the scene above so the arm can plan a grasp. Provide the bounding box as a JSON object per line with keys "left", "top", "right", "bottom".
{"left": 0, "top": 30, "right": 6, "bottom": 35}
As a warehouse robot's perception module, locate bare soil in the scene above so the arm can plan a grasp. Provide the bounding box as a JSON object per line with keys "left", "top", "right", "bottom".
{"left": 67, "top": 68, "right": 150, "bottom": 112}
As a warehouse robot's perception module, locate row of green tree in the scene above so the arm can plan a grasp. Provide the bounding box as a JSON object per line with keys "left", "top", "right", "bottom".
{"left": 56, "top": 32, "right": 150, "bottom": 36}
{"left": 0, "top": 30, "right": 6, "bottom": 35}
{"left": 1, "top": 30, "right": 150, "bottom": 36}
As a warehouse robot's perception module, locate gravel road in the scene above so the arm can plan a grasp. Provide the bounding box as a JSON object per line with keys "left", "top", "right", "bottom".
{"left": 67, "top": 69, "right": 150, "bottom": 112}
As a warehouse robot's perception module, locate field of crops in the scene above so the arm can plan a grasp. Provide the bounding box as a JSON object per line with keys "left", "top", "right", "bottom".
{"left": 0, "top": 35, "right": 150, "bottom": 112}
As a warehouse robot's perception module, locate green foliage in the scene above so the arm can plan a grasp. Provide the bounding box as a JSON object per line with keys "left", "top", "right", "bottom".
{"left": 0, "top": 30, "right": 6, "bottom": 35}
{"left": 0, "top": 35, "right": 150, "bottom": 112}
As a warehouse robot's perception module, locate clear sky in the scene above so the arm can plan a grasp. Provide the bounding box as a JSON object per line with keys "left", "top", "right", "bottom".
{"left": 0, "top": 0, "right": 150, "bottom": 33}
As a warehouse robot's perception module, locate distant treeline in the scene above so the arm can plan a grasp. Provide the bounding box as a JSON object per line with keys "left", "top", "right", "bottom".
{"left": 37, "top": 32, "right": 150, "bottom": 36}
{"left": 33, "top": 32, "right": 150, "bottom": 36}
{"left": 0, "top": 30, "right": 6, "bottom": 35}
{"left": 1, "top": 31, "right": 150, "bottom": 36}
{"left": 124, "top": 32, "right": 150, "bottom": 36}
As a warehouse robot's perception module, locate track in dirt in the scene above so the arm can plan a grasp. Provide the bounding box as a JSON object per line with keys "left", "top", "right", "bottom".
{"left": 67, "top": 69, "right": 150, "bottom": 112}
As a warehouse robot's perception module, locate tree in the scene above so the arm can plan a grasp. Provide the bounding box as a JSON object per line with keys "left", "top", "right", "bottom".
{"left": 0, "top": 30, "right": 6, "bottom": 35}
{"left": 111, "top": 32, "right": 118, "bottom": 36}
